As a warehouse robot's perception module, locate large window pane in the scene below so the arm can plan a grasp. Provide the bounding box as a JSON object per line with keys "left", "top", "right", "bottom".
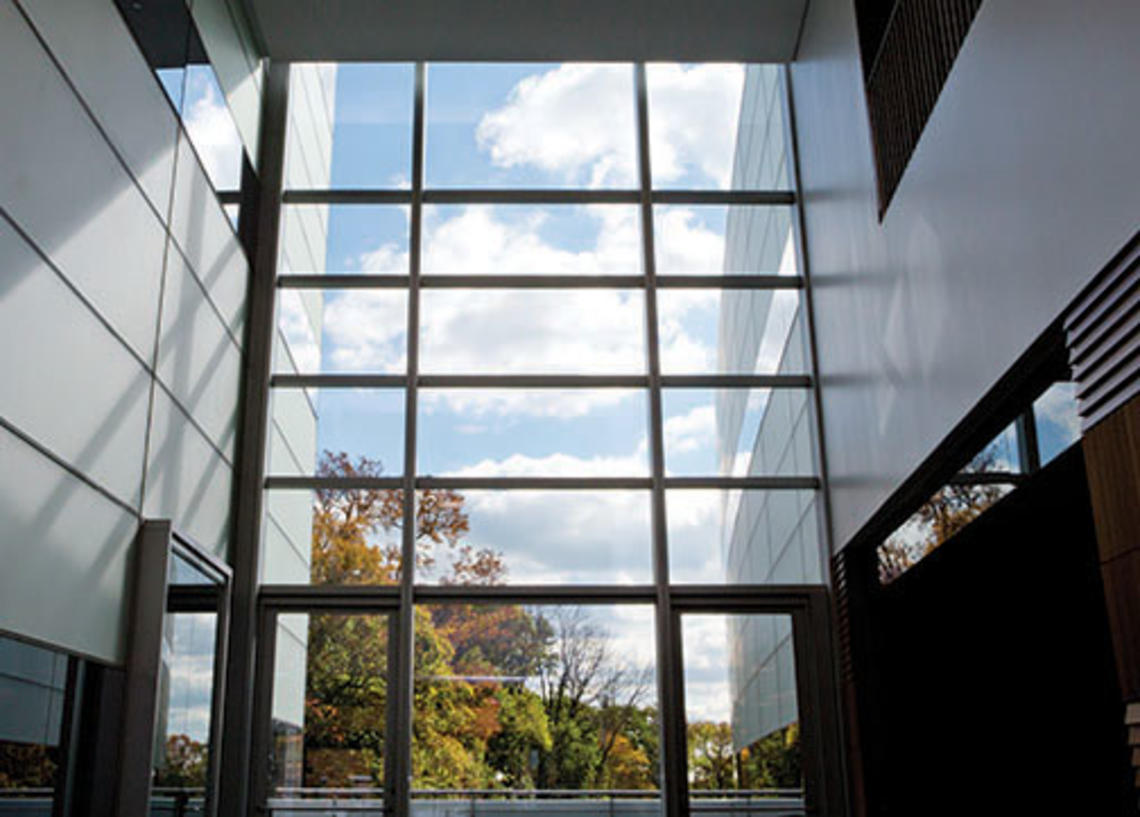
{"left": 0, "top": 635, "right": 70, "bottom": 809}
{"left": 682, "top": 614, "right": 803, "bottom": 813}
{"left": 654, "top": 205, "right": 796, "bottom": 276}
{"left": 658, "top": 289, "right": 806, "bottom": 375}
{"left": 183, "top": 62, "right": 245, "bottom": 192}
{"left": 426, "top": 64, "right": 637, "bottom": 188}
{"left": 422, "top": 204, "right": 641, "bottom": 275}
{"left": 266, "top": 389, "right": 404, "bottom": 477}
{"left": 668, "top": 489, "right": 823, "bottom": 584}
{"left": 263, "top": 483, "right": 408, "bottom": 586}
{"left": 413, "top": 490, "right": 653, "bottom": 584}
{"left": 421, "top": 289, "right": 645, "bottom": 374}
{"left": 286, "top": 63, "right": 413, "bottom": 190}
{"left": 1033, "top": 381, "right": 1080, "bottom": 466}
{"left": 266, "top": 613, "right": 390, "bottom": 814}
{"left": 413, "top": 604, "right": 659, "bottom": 805}
{"left": 418, "top": 389, "right": 648, "bottom": 476}
{"left": 151, "top": 554, "right": 220, "bottom": 815}
{"left": 663, "top": 388, "right": 814, "bottom": 478}
{"left": 274, "top": 289, "right": 408, "bottom": 374}
{"left": 280, "top": 205, "right": 410, "bottom": 276}
{"left": 648, "top": 64, "right": 787, "bottom": 191}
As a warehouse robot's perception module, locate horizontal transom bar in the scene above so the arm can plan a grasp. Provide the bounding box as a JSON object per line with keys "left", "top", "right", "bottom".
{"left": 269, "top": 374, "right": 813, "bottom": 389}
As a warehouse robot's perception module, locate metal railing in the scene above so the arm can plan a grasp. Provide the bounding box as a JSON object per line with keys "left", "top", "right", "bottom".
{"left": 262, "top": 788, "right": 804, "bottom": 816}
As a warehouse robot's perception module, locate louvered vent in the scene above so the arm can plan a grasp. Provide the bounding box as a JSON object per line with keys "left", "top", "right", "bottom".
{"left": 1064, "top": 233, "right": 1140, "bottom": 431}
{"left": 864, "top": 0, "right": 983, "bottom": 212}
{"left": 831, "top": 551, "right": 855, "bottom": 686}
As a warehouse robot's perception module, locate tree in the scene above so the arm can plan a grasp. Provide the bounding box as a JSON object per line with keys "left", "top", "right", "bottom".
{"left": 687, "top": 721, "right": 735, "bottom": 790}
{"left": 740, "top": 723, "right": 801, "bottom": 789}
{"left": 153, "top": 734, "right": 207, "bottom": 788}
{"left": 878, "top": 449, "right": 1009, "bottom": 583}
{"left": 312, "top": 450, "right": 499, "bottom": 585}
{"left": 534, "top": 607, "right": 656, "bottom": 790}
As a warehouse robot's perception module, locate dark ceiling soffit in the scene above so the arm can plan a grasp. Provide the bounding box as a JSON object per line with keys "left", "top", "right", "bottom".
{"left": 238, "top": 0, "right": 807, "bottom": 63}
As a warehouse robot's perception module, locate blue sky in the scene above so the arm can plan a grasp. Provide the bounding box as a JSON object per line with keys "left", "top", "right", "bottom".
{"left": 164, "top": 60, "right": 1084, "bottom": 736}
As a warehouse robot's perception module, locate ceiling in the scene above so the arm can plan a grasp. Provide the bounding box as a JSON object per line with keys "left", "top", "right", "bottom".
{"left": 239, "top": 0, "right": 808, "bottom": 62}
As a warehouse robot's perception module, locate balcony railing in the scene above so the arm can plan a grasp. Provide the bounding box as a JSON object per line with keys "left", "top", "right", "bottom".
{"left": 263, "top": 788, "right": 805, "bottom": 816}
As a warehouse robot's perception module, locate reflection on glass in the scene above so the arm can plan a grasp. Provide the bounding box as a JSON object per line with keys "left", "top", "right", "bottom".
{"left": 115, "top": 0, "right": 247, "bottom": 196}
{"left": 668, "top": 490, "right": 822, "bottom": 585}
{"left": 421, "top": 290, "right": 645, "bottom": 374}
{"left": 183, "top": 64, "right": 245, "bottom": 192}
{"left": 878, "top": 422, "right": 1023, "bottom": 583}
{"left": 264, "top": 455, "right": 407, "bottom": 587}
{"left": 0, "top": 635, "right": 69, "bottom": 808}
{"left": 413, "top": 604, "right": 658, "bottom": 803}
{"left": 150, "top": 552, "right": 221, "bottom": 816}
{"left": 418, "top": 389, "right": 648, "bottom": 477}
{"left": 281, "top": 205, "right": 410, "bottom": 276}
{"left": 646, "top": 64, "right": 748, "bottom": 190}
{"left": 273, "top": 289, "right": 407, "bottom": 374}
{"left": 268, "top": 613, "right": 389, "bottom": 810}
{"left": 658, "top": 290, "right": 805, "bottom": 375}
{"left": 1033, "top": 382, "right": 1080, "bottom": 466}
{"left": 298, "top": 391, "right": 405, "bottom": 474}
{"left": 969, "top": 421, "right": 1021, "bottom": 474}
{"left": 682, "top": 615, "right": 803, "bottom": 809}
{"left": 663, "top": 388, "right": 812, "bottom": 478}
{"left": 298, "top": 63, "right": 414, "bottom": 190}
{"left": 422, "top": 204, "right": 641, "bottom": 275}
{"left": 426, "top": 64, "right": 637, "bottom": 188}
{"left": 414, "top": 490, "right": 653, "bottom": 585}
{"left": 654, "top": 205, "right": 796, "bottom": 276}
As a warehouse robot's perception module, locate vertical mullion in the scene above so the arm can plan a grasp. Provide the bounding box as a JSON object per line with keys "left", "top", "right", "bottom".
{"left": 636, "top": 63, "right": 688, "bottom": 817}
{"left": 391, "top": 61, "right": 425, "bottom": 817}
{"left": 782, "top": 67, "right": 836, "bottom": 581}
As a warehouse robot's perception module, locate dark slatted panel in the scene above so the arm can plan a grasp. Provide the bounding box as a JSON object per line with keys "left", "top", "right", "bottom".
{"left": 865, "top": 0, "right": 983, "bottom": 212}
{"left": 831, "top": 551, "right": 854, "bottom": 686}
{"left": 1065, "top": 232, "right": 1140, "bottom": 431}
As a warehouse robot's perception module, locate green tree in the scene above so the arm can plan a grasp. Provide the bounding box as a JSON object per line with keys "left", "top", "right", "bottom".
{"left": 687, "top": 721, "right": 735, "bottom": 790}
{"left": 740, "top": 723, "right": 801, "bottom": 789}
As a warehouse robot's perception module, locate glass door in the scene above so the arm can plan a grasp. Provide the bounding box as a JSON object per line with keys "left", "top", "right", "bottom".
{"left": 255, "top": 606, "right": 397, "bottom": 815}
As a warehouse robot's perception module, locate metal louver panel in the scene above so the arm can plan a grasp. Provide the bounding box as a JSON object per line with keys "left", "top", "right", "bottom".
{"left": 865, "top": 0, "right": 983, "bottom": 212}
{"left": 1064, "top": 232, "right": 1140, "bottom": 431}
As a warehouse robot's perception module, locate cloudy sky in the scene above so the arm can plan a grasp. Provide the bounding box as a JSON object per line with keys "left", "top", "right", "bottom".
{"left": 288, "top": 62, "right": 799, "bottom": 726}
{"left": 163, "top": 58, "right": 1083, "bottom": 756}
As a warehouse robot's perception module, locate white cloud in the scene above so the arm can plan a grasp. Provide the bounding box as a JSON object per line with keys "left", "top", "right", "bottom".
{"left": 476, "top": 64, "right": 638, "bottom": 188}
{"left": 1034, "top": 381, "right": 1080, "bottom": 440}
{"left": 277, "top": 289, "right": 320, "bottom": 372}
{"left": 420, "top": 289, "right": 644, "bottom": 374}
{"left": 183, "top": 67, "right": 244, "bottom": 191}
{"left": 680, "top": 615, "right": 732, "bottom": 722}
{"left": 664, "top": 404, "right": 716, "bottom": 456}
{"left": 339, "top": 203, "right": 735, "bottom": 417}
{"left": 419, "top": 388, "right": 638, "bottom": 420}
{"left": 322, "top": 290, "right": 407, "bottom": 373}
{"left": 460, "top": 489, "right": 653, "bottom": 584}
{"left": 473, "top": 63, "right": 745, "bottom": 189}
{"left": 452, "top": 450, "right": 649, "bottom": 479}
{"left": 646, "top": 64, "right": 745, "bottom": 188}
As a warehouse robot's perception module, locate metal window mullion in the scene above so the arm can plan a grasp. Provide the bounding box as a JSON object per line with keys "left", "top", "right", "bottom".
{"left": 391, "top": 61, "right": 425, "bottom": 817}
{"left": 635, "top": 63, "right": 688, "bottom": 817}
{"left": 281, "top": 188, "right": 794, "bottom": 206}
{"left": 218, "top": 60, "right": 289, "bottom": 817}
{"left": 784, "top": 65, "right": 852, "bottom": 817}
{"left": 278, "top": 273, "right": 803, "bottom": 290}
{"left": 782, "top": 68, "right": 837, "bottom": 581}
{"left": 270, "top": 373, "right": 813, "bottom": 390}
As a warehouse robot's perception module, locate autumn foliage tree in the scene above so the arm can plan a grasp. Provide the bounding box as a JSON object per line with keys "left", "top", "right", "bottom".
{"left": 878, "top": 449, "right": 1010, "bottom": 583}
{"left": 296, "top": 450, "right": 661, "bottom": 796}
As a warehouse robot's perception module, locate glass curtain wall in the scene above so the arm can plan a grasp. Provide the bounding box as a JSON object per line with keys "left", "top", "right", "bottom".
{"left": 259, "top": 61, "right": 826, "bottom": 817}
